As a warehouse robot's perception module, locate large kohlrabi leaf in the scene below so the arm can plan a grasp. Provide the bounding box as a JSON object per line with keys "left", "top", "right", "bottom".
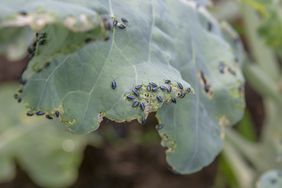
{"left": 0, "top": 84, "right": 87, "bottom": 187}
{"left": 0, "top": 0, "right": 111, "bottom": 61}
{"left": 17, "top": 0, "right": 244, "bottom": 174}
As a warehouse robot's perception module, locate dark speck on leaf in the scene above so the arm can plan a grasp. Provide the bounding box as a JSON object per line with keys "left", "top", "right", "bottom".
{"left": 270, "top": 178, "right": 277, "bottom": 184}
{"left": 207, "top": 22, "right": 213, "bottom": 31}
{"left": 111, "top": 80, "right": 117, "bottom": 89}
{"left": 165, "top": 80, "right": 171, "bottom": 84}
{"left": 55, "top": 111, "right": 60, "bottom": 118}
{"left": 85, "top": 38, "right": 93, "bottom": 43}
{"left": 186, "top": 87, "right": 192, "bottom": 93}
{"left": 17, "top": 98, "right": 22, "bottom": 103}
{"left": 167, "top": 85, "right": 172, "bottom": 93}
{"left": 160, "top": 85, "right": 167, "bottom": 91}
{"left": 149, "top": 82, "right": 158, "bottom": 87}
{"left": 26, "top": 112, "right": 34, "bottom": 117}
{"left": 156, "top": 96, "right": 163, "bottom": 103}
{"left": 27, "top": 46, "right": 33, "bottom": 54}
{"left": 45, "top": 62, "right": 51, "bottom": 68}
{"left": 179, "top": 93, "right": 186, "bottom": 98}
{"left": 177, "top": 82, "right": 183, "bottom": 89}
{"left": 204, "top": 84, "right": 211, "bottom": 93}
{"left": 200, "top": 71, "right": 207, "bottom": 85}
{"left": 135, "top": 85, "right": 142, "bottom": 90}
{"left": 227, "top": 67, "right": 236, "bottom": 76}
{"left": 140, "top": 102, "right": 145, "bottom": 111}
{"left": 127, "top": 95, "right": 135, "bottom": 100}
{"left": 218, "top": 62, "right": 225, "bottom": 74}
{"left": 19, "top": 78, "right": 27, "bottom": 85}
{"left": 152, "top": 87, "right": 158, "bottom": 92}
{"left": 39, "top": 39, "right": 46, "bottom": 45}
{"left": 18, "top": 11, "right": 28, "bottom": 16}
{"left": 36, "top": 111, "right": 45, "bottom": 116}
{"left": 132, "top": 101, "right": 140, "bottom": 107}
{"left": 45, "top": 115, "right": 53, "bottom": 120}
{"left": 121, "top": 17, "right": 128, "bottom": 25}
{"left": 171, "top": 98, "right": 177, "bottom": 104}
{"left": 132, "top": 89, "right": 139, "bottom": 96}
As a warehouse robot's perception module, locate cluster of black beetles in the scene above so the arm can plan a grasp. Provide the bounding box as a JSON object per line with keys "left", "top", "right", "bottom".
{"left": 111, "top": 79, "right": 192, "bottom": 112}
{"left": 27, "top": 32, "right": 47, "bottom": 60}
{"left": 13, "top": 85, "right": 61, "bottom": 120}
{"left": 26, "top": 110, "right": 61, "bottom": 120}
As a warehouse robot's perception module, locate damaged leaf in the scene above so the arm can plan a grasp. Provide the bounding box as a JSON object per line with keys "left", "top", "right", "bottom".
{"left": 6, "top": 0, "right": 244, "bottom": 174}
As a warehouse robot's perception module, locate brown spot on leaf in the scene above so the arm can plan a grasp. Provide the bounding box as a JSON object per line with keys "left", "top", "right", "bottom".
{"left": 227, "top": 67, "right": 236, "bottom": 76}
{"left": 198, "top": 71, "right": 213, "bottom": 98}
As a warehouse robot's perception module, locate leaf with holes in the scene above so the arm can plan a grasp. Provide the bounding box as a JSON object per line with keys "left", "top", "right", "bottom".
{"left": 17, "top": 0, "right": 244, "bottom": 174}
{"left": 0, "top": 85, "right": 87, "bottom": 187}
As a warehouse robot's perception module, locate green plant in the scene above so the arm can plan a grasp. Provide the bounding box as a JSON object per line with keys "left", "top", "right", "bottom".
{"left": 215, "top": 2, "right": 282, "bottom": 188}
{"left": 0, "top": 85, "right": 88, "bottom": 187}
{"left": 0, "top": 0, "right": 245, "bottom": 175}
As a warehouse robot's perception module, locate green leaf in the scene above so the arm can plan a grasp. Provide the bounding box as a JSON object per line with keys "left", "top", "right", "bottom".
{"left": 0, "top": 84, "right": 86, "bottom": 187}
{"left": 245, "top": 0, "right": 282, "bottom": 56}
{"left": 0, "top": 0, "right": 111, "bottom": 61}
{"left": 20, "top": 0, "right": 244, "bottom": 174}
{"left": 257, "top": 170, "right": 282, "bottom": 188}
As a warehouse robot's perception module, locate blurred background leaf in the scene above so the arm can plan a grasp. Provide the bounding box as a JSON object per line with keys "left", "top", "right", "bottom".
{"left": 257, "top": 170, "right": 282, "bottom": 188}
{"left": 0, "top": 84, "right": 87, "bottom": 187}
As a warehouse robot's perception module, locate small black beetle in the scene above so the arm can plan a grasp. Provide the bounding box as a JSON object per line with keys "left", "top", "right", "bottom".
{"left": 111, "top": 80, "right": 117, "bottom": 89}
{"left": 156, "top": 96, "right": 163, "bottom": 103}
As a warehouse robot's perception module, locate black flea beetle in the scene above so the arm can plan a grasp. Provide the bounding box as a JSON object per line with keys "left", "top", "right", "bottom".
{"left": 165, "top": 80, "right": 171, "bottom": 84}
{"left": 167, "top": 85, "right": 172, "bottom": 93}
{"left": 127, "top": 95, "right": 135, "bottom": 100}
{"left": 111, "top": 80, "right": 117, "bottom": 89}
{"left": 171, "top": 98, "right": 177, "bottom": 104}
{"left": 149, "top": 82, "right": 158, "bottom": 87}
{"left": 160, "top": 85, "right": 167, "bottom": 92}
{"left": 135, "top": 85, "right": 142, "bottom": 90}
{"left": 132, "top": 89, "right": 139, "bottom": 96}
{"left": 132, "top": 101, "right": 140, "bottom": 107}
{"left": 152, "top": 87, "right": 158, "bottom": 92}
{"left": 36, "top": 111, "right": 45, "bottom": 116}
{"left": 177, "top": 82, "right": 183, "bottom": 89}
{"left": 26, "top": 112, "right": 34, "bottom": 116}
{"left": 121, "top": 18, "right": 128, "bottom": 25}
{"left": 156, "top": 96, "right": 163, "bottom": 103}
{"left": 140, "top": 102, "right": 145, "bottom": 111}
{"left": 45, "top": 115, "right": 53, "bottom": 120}
{"left": 55, "top": 111, "right": 60, "bottom": 118}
